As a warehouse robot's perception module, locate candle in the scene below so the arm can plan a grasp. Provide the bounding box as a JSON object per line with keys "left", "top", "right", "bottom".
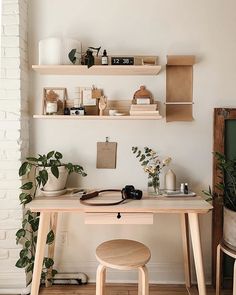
{"left": 165, "top": 169, "right": 176, "bottom": 191}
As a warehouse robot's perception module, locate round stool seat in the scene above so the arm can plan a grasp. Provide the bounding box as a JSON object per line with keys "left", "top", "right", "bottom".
{"left": 96, "top": 239, "right": 151, "bottom": 270}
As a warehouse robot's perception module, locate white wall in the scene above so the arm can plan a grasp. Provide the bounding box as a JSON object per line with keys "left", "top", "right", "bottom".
{"left": 28, "top": 0, "right": 236, "bottom": 284}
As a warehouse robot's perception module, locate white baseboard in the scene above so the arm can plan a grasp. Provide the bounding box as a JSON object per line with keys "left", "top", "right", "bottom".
{"left": 0, "top": 273, "right": 30, "bottom": 295}
{"left": 55, "top": 261, "right": 212, "bottom": 285}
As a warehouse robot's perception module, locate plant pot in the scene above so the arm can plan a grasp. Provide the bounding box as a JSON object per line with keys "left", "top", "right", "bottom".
{"left": 42, "top": 166, "right": 69, "bottom": 191}
{"left": 223, "top": 206, "right": 236, "bottom": 251}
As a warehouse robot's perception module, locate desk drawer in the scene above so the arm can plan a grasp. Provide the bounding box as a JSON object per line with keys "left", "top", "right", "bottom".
{"left": 84, "top": 212, "right": 153, "bottom": 224}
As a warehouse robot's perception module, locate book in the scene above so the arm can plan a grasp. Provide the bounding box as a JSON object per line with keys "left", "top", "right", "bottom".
{"left": 130, "top": 104, "right": 157, "bottom": 111}
{"left": 129, "top": 110, "right": 160, "bottom": 116}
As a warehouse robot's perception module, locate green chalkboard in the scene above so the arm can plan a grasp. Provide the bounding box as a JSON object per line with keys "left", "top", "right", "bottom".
{"left": 225, "top": 120, "right": 236, "bottom": 160}
{"left": 224, "top": 119, "right": 236, "bottom": 284}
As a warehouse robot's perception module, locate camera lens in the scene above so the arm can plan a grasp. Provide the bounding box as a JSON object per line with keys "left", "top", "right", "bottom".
{"left": 131, "top": 190, "right": 142, "bottom": 200}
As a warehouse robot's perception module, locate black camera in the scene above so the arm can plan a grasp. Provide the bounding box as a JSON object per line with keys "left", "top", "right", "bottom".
{"left": 122, "top": 185, "right": 143, "bottom": 200}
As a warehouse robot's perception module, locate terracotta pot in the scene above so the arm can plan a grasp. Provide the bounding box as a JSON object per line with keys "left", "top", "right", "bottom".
{"left": 223, "top": 206, "right": 236, "bottom": 251}
{"left": 41, "top": 166, "right": 68, "bottom": 191}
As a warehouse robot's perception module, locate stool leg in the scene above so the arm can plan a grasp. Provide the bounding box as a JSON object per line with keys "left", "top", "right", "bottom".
{"left": 233, "top": 259, "right": 236, "bottom": 295}
{"left": 138, "top": 266, "right": 149, "bottom": 295}
{"left": 96, "top": 264, "right": 106, "bottom": 295}
{"left": 216, "top": 244, "right": 222, "bottom": 295}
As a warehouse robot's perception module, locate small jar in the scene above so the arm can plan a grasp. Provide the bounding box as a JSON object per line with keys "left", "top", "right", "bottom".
{"left": 46, "top": 101, "right": 58, "bottom": 115}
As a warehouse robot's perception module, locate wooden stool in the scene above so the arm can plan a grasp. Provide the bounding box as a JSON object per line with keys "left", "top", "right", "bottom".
{"left": 216, "top": 242, "right": 236, "bottom": 295}
{"left": 95, "top": 239, "right": 151, "bottom": 295}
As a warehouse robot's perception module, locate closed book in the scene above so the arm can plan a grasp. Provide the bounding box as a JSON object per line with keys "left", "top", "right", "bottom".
{"left": 129, "top": 110, "right": 160, "bottom": 116}
{"left": 130, "top": 104, "right": 157, "bottom": 111}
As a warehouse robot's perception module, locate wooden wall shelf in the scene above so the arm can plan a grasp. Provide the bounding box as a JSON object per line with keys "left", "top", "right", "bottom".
{"left": 32, "top": 65, "right": 161, "bottom": 76}
{"left": 33, "top": 115, "right": 162, "bottom": 120}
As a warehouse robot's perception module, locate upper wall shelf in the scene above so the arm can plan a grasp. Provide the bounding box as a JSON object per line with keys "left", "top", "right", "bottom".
{"left": 32, "top": 65, "right": 162, "bottom": 76}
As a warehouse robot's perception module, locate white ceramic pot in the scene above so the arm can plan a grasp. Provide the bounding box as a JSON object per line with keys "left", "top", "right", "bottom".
{"left": 223, "top": 206, "right": 236, "bottom": 251}
{"left": 42, "top": 166, "right": 68, "bottom": 192}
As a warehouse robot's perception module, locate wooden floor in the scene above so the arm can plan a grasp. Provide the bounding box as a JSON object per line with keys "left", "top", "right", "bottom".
{"left": 39, "top": 283, "right": 232, "bottom": 295}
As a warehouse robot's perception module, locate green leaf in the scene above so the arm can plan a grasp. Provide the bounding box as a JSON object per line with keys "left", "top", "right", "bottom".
{"left": 55, "top": 152, "right": 62, "bottom": 160}
{"left": 20, "top": 182, "right": 33, "bottom": 190}
{"left": 26, "top": 263, "right": 34, "bottom": 272}
{"left": 20, "top": 249, "right": 28, "bottom": 258}
{"left": 15, "top": 257, "right": 28, "bottom": 268}
{"left": 44, "top": 257, "right": 54, "bottom": 268}
{"left": 136, "top": 150, "right": 141, "bottom": 158}
{"left": 39, "top": 169, "right": 48, "bottom": 186}
{"left": 51, "top": 269, "right": 58, "bottom": 277}
{"left": 46, "top": 230, "right": 55, "bottom": 244}
{"left": 82, "top": 172, "right": 87, "bottom": 177}
{"left": 51, "top": 166, "right": 59, "bottom": 178}
{"left": 132, "top": 146, "right": 138, "bottom": 153}
{"left": 25, "top": 240, "right": 31, "bottom": 248}
{"left": 36, "top": 175, "right": 42, "bottom": 186}
{"left": 16, "top": 228, "right": 26, "bottom": 238}
{"left": 47, "top": 151, "right": 55, "bottom": 159}
{"left": 68, "top": 49, "right": 77, "bottom": 64}
{"left": 140, "top": 154, "right": 145, "bottom": 162}
{"left": 19, "top": 162, "right": 32, "bottom": 176}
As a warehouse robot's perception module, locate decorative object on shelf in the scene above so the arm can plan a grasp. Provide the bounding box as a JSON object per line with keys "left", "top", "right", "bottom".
{"left": 97, "top": 137, "right": 117, "bottom": 169}
{"left": 43, "top": 87, "right": 67, "bottom": 115}
{"left": 63, "top": 38, "right": 82, "bottom": 64}
{"left": 39, "top": 37, "right": 82, "bottom": 65}
{"left": 132, "top": 85, "right": 154, "bottom": 104}
{"left": 83, "top": 46, "right": 101, "bottom": 68}
{"left": 99, "top": 95, "right": 107, "bottom": 116}
{"left": 166, "top": 55, "right": 195, "bottom": 122}
{"left": 102, "top": 49, "right": 108, "bottom": 65}
{"left": 15, "top": 151, "right": 87, "bottom": 286}
{"left": 203, "top": 152, "right": 236, "bottom": 251}
{"left": 132, "top": 146, "right": 171, "bottom": 195}
{"left": 165, "top": 169, "right": 176, "bottom": 192}
{"left": 39, "top": 37, "right": 62, "bottom": 65}
{"left": 70, "top": 99, "right": 85, "bottom": 116}
{"left": 129, "top": 103, "right": 160, "bottom": 117}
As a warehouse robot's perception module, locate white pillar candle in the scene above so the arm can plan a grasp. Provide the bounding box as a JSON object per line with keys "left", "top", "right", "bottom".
{"left": 165, "top": 169, "right": 176, "bottom": 191}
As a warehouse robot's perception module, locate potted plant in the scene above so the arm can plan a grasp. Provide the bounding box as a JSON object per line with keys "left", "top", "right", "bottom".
{"left": 204, "top": 152, "right": 236, "bottom": 250}
{"left": 15, "top": 151, "right": 87, "bottom": 286}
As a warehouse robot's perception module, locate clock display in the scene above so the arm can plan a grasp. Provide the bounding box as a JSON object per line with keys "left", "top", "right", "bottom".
{"left": 111, "top": 57, "right": 134, "bottom": 65}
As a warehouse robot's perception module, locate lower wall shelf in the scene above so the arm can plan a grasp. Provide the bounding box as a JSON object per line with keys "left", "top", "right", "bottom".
{"left": 33, "top": 115, "right": 162, "bottom": 120}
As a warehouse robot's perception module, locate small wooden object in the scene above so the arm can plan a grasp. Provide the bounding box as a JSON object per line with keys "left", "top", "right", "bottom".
{"left": 96, "top": 138, "right": 117, "bottom": 169}
{"left": 132, "top": 86, "right": 153, "bottom": 104}
{"left": 99, "top": 96, "right": 107, "bottom": 116}
{"left": 95, "top": 239, "right": 150, "bottom": 295}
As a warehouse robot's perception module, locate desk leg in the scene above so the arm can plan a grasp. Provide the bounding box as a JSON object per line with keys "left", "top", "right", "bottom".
{"left": 188, "top": 213, "right": 206, "bottom": 295}
{"left": 31, "top": 212, "right": 51, "bottom": 295}
{"left": 180, "top": 213, "right": 191, "bottom": 288}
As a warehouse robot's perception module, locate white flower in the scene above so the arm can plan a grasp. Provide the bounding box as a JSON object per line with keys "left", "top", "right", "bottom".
{"left": 162, "top": 157, "right": 172, "bottom": 166}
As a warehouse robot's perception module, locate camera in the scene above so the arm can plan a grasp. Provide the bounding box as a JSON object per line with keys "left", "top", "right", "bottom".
{"left": 122, "top": 185, "right": 143, "bottom": 200}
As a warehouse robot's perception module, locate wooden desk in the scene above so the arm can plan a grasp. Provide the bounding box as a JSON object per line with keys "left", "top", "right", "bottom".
{"left": 26, "top": 194, "right": 212, "bottom": 295}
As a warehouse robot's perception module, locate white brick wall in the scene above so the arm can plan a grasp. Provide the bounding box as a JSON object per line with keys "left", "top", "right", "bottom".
{"left": 0, "top": 0, "right": 29, "bottom": 289}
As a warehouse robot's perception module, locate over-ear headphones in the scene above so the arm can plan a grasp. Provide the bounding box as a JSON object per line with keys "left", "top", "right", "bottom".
{"left": 80, "top": 185, "right": 143, "bottom": 206}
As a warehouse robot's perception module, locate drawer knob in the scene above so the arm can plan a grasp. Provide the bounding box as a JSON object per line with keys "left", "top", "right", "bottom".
{"left": 117, "top": 212, "right": 121, "bottom": 219}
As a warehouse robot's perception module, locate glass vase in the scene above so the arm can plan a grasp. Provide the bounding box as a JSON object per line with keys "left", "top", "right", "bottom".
{"left": 147, "top": 174, "right": 160, "bottom": 195}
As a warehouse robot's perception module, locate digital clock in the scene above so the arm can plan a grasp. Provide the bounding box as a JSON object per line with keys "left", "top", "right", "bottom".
{"left": 111, "top": 57, "right": 134, "bottom": 65}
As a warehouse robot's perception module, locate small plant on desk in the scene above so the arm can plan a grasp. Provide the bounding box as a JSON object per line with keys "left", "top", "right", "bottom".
{"left": 15, "top": 151, "right": 87, "bottom": 286}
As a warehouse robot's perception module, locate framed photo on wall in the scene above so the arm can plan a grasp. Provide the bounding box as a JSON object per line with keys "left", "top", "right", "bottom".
{"left": 42, "top": 87, "right": 67, "bottom": 115}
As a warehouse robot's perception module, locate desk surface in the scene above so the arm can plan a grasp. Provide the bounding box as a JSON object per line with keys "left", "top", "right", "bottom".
{"left": 26, "top": 192, "right": 212, "bottom": 214}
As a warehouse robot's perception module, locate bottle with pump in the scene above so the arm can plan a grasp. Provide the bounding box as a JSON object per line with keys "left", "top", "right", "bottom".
{"left": 102, "top": 49, "right": 108, "bottom": 65}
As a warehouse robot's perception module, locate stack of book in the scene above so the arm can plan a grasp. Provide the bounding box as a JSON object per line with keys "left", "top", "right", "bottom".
{"left": 129, "top": 104, "right": 160, "bottom": 116}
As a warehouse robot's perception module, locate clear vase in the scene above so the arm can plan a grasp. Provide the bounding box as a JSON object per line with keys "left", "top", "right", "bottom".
{"left": 147, "top": 175, "right": 160, "bottom": 195}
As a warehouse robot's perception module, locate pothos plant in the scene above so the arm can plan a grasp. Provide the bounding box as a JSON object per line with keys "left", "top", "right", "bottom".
{"left": 15, "top": 151, "right": 87, "bottom": 286}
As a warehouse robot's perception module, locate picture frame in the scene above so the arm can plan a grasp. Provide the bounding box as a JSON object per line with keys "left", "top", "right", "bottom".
{"left": 42, "top": 87, "right": 67, "bottom": 115}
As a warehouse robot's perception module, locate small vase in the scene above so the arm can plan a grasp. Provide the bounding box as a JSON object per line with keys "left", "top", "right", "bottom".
{"left": 147, "top": 175, "right": 160, "bottom": 195}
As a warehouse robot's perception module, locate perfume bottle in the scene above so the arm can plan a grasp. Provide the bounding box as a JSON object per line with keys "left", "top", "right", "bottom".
{"left": 102, "top": 49, "right": 108, "bottom": 65}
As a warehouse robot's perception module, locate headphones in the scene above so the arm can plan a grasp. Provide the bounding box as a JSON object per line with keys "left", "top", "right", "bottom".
{"left": 80, "top": 185, "right": 143, "bottom": 206}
